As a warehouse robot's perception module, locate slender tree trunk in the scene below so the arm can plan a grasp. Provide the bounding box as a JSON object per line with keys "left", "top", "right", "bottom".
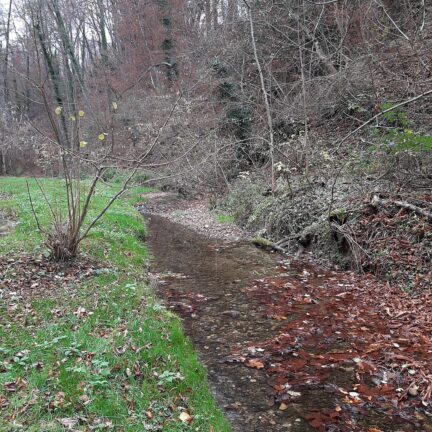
{"left": 33, "top": 11, "right": 70, "bottom": 147}
{"left": 227, "top": 0, "right": 237, "bottom": 23}
{"left": 205, "top": 0, "right": 211, "bottom": 33}
{"left": 96, "top": 0, "right": 115, "bottom": 111}
{"left": 159, "top": 1, "right": 177, "bottom": 84}
{"left": 3, "top": 0, "right": 13, "bottom": 106}
{"left": 48, "top": 0, "right": 83, "bottom": 85}
{"left": 26, "top": 52, "right": 30, "bottom": 115}
{"left": 81, "top": 25, "right": 86, "bottom": 71}
{"left": 245, "top": 3, "right": 275, "bottom": 193}
{"left": 299, "top": 0, "right": 310, "bottom": 183}
{"left": 212, "top": 0, "right": 218, "bottom": 29}
{"left": 97, "top": 0, "right": 109, "bottom": 66}
{"left": 12, "top": 59, "right": 19, "bottom": 110}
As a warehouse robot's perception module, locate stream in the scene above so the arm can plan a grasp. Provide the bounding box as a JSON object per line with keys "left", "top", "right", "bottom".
{"left": 146, "top": 213, "right": 291, "bottom": 431}
{"left": 144, "top": 212, "right": 431, "bottom": 432}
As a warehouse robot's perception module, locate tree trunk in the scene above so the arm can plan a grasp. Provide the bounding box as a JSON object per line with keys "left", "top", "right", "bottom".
{"left": 33, "top": 8, "right": 70, "bottom": 147}
{"left": 205, "top": 0, "right": 211, "bottom": 33}
{"left": 48, "top": 0, "right": 83, "bottom": 85}
{"left": 212, "top": 0, "right": 219, "bottom": 28}
{"left": 3, "top": 0, "right": 13, "bottom": 106}
{"left": 246, "top": 4, "right": 275, "bottom": 193}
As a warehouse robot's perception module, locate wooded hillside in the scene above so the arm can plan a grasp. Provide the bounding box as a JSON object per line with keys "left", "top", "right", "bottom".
{"left": 0, "top": 0, "right": 431, "bottom": 282}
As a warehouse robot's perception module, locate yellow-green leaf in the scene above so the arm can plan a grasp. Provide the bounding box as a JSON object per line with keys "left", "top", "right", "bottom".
{"left": 78, "top": 110, "right": 85, "bottom": 117}
{"left": 69, "top": 115, "right": 76, "bottom": 122}
{"left": 112, "top": 101, "right": 118, "bottom": 110}
{"left": 98, "top": 133, "right": 106, "bottom": 141}
{"left": 55, "top": 106, "right": 62, "bottom": 116}
{"left": 79, "top": 141, "right": 88, "bottom": 148}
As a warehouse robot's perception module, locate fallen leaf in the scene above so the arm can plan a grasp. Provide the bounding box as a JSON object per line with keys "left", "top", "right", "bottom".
{"left": 408, "top": 385, "right": 419, "bottom": 397}
{"left": 272, "top": 315, "right": 287, "bottom": 321}
{"left": 279, "top": 403, "right": 288, "bottom": 411}
{"left": 179, "top": 411, "right": 193, "bottom": 423}
{"left": 79, "top": 395, "right": 91, "bottom": 405}
{"left": 246, "top": 358, "right": 265, "bottom": 369}
{"left": 58, "top": 418, "right": 78, "bottom": 429}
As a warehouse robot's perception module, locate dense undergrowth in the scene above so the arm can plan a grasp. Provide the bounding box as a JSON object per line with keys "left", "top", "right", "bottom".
{"left": 0, "top": 177, "right": 228, "bottom": 431}
{"left": 219, "top": 171, "right": 432, "bottom": 292}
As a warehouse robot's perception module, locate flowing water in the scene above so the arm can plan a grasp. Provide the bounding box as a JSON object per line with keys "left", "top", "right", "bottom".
{"left": 145, "top": 213, "right": 317, "bottom": 431}
{"left": 144, "top": 212, "right": 430, "bottom": 432}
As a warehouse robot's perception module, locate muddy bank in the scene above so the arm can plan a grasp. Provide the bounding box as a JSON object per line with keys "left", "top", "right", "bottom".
{"left": 218, "top": 178, "right": 432, "bottom": 291}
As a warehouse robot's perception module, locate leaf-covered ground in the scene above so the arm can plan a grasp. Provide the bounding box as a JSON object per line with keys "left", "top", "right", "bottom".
{"left": 230, "top": 260, "right": 432, "bottom": 431}
{"left": 355, "top": 195, "right": 432, "bottom": 291}
{"left": 0, "top": 178, "right": 228, "bottom": 431}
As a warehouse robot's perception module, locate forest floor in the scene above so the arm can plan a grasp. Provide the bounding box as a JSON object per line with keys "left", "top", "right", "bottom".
{"left": 0, "top": 178, "right": 228, "bottom": 432}
{"left": 143, "top": 192, "right": 432, "bottom": 432}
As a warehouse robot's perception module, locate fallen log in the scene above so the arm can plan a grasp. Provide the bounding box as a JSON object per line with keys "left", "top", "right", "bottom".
{"left": 371, "top": 193, "right": 432, "bottom": 221}
{"left": 252, "top": 237, "right": 286, "bottom": 253}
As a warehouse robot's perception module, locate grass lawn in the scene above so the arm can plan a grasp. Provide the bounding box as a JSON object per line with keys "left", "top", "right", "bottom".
{"left": 0, "top": 177, "right": 229, "bottom": 431}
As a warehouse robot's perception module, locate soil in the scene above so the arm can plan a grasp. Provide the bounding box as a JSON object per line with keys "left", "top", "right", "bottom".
{"left": 140, "top": 193, "right": 432, "bottom": 432}
{"left": 0, "top": 255, "right": 96, "bottom": 302}
{"left": 0, "top": 216, "right": 16, "bottom": 237}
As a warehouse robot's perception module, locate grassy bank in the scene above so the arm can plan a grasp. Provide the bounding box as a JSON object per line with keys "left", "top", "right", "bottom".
{"left": 0, "top": 177, "right": 229, "bottom": 431}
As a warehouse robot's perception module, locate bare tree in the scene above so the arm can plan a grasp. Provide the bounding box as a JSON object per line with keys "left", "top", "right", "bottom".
{"left": 244, "top": 0, "right": 275, "bottom": 192}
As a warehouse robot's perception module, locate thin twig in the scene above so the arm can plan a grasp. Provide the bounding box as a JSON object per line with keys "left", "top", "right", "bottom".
{"left": 26, "top": 180, "right": 46, "bottom": 234}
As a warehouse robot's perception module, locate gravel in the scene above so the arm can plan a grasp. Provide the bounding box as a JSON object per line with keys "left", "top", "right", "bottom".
{"left": 138, "top": 193, "right": 251, "bottom": 242}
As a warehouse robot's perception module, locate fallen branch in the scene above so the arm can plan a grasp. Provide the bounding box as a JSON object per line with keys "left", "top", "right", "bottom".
{"left": 371, "top": 193, "right": 432, "bottom": 221}
{"left": 275, "top": 234, "right": 299, "bottom": 249}
{"left": 252, "top": 237, "right": 286, "bottom": 253}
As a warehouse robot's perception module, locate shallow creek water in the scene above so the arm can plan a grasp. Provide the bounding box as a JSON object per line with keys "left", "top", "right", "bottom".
{"left": 146, "top": 214, "right": 291, "bottom": 431}
{"left": 144, "top": 213, "right": 429, "bottom": 432}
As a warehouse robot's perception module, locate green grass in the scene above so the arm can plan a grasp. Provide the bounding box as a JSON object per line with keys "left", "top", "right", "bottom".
{"left": 215, "top": 213, "right": 235, "bottom": 224}
{"left": 0, "top": 177, "right": 229, "bottom": 431}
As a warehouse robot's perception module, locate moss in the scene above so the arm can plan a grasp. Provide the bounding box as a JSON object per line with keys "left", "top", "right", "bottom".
{"left": 251, "top": 236, "right": 274, "bottom": 248}
{"left": 329, "top": 208, "right": 348, "bottom": 224}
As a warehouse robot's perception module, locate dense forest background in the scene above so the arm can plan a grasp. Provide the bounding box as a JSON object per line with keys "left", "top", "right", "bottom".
{"left": 0, "top": 0, "right": 430, "bottom": 178}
